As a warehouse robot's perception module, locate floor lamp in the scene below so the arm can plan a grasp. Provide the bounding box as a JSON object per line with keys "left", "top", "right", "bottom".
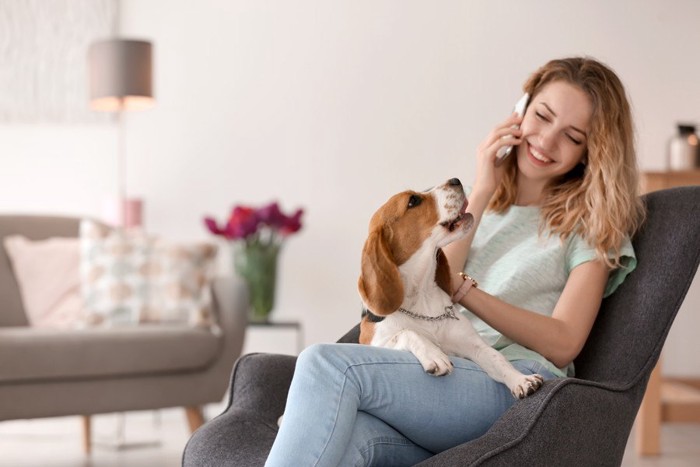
{"left": 85, "top": 41, "right": 157, "bottom": 450}
{"left": 88, "top": 38, "right": 154, "bottom": 228}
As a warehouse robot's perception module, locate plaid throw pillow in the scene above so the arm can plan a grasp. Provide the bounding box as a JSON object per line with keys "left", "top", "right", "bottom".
{"left": 79, "top": 220, "right": 218, "bottom": 328}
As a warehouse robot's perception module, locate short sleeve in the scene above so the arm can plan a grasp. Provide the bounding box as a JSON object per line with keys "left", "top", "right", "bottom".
{"left": 603, "top": 238, "right": 636, "bottom": 297}
{"left": 567, "top": 234, "right": 637, "bottom": 298}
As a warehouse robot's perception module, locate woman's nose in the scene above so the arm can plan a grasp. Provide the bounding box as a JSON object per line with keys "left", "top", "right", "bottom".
{"left": 537, "top": 127, "right": 557, "bottom": 152}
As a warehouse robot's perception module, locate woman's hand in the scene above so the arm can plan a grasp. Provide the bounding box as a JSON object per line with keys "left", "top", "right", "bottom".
{"left": 472, "top": 113, "right": 523, "bottom": 200}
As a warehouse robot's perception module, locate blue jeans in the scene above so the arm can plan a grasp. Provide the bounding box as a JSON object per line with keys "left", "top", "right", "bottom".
{"left": 265, "top": 343, "right": 557, "bottom": 467}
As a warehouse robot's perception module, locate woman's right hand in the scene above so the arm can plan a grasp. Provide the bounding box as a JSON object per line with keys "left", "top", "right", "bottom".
{"left": 472, "top": 113, "right": 523, "bottom": 200}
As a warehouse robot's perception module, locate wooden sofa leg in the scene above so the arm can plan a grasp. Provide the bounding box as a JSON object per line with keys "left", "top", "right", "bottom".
{"left": 185, "top": 406, "right": 205, "bottom": 432}
{"left": 82, "top": 415, "right": 92, "bottom": 454}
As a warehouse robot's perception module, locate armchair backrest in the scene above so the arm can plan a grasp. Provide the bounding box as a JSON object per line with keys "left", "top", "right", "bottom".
{"left": 575, "top": 186, "right": 700, "bottom": 385}
{"left": 0, "top": 215, "right": 82, "bottom": 327}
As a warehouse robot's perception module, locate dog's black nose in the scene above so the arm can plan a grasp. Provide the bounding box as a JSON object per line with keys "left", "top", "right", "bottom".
{"left": 448, "top": 178, "right": 462, "bottom": 186}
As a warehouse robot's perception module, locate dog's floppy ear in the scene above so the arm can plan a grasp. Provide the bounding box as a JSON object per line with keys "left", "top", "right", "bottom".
{"left": 435, "top": 248, "right": 453, "bottom": 296}
{"left": 358, "top": 228, "right": 403, "bottom": 315}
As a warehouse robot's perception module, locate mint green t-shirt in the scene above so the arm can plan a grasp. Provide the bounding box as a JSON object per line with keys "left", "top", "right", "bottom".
{"left": 457, "top": 205, "right": 636, "bottom": 377}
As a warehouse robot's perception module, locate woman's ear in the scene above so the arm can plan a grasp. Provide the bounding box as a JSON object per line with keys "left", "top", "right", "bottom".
{"left": 435, "top": 248, "right": 453, "bottom": 296}
{"left": 358, "top": 228, "right": 403, "bottom": 315}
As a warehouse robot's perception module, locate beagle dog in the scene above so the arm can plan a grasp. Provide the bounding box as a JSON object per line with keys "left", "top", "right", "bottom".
{"left": 357, "top": 178, "right": 543, "bottom": 399}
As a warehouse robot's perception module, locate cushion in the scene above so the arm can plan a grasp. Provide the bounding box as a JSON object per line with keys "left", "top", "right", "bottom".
{"left": 79, "top": 220, "right": 218, "bottom": 328}
{"left": 142, "top": 240, "right": 219, "bottom": 326}
{"left": 0, "top": 324, "right": 220, "bottom": 384}
{"left": 3, "top": 235, "right": 85, "bottom": 329}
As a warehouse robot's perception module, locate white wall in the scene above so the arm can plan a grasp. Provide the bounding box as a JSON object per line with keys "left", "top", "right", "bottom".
{"left": 1, "top": 0, "right": 699, "bottom": 376}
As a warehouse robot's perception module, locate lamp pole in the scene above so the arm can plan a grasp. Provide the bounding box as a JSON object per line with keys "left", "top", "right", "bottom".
{"left": 88, "top": 38, "right": 154, "bottom": 229}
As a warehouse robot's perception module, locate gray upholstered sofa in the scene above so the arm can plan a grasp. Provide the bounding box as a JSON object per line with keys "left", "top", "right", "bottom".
{"left": 0, "top": 215, "right": 248, "bottom": 452}
{"left": 184, "top": 186, "right": 700, "bottom": 466}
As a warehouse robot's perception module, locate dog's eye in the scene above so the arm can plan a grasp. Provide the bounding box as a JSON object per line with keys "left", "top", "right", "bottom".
{"left": 407, "top": 194, "right": 422, "bottom": 208}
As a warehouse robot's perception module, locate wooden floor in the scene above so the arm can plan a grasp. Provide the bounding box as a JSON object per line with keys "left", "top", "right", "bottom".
{"left": 0, "top": 405, "right": 699, "bottom": 466}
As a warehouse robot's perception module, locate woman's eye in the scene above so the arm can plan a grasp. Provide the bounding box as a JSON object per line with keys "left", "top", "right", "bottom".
{"left": 566, "top": 134, "right": 583, "bottom": 145}
{"left": 407, "top": 195, "right": 422, "bottom": 208}
{"left": 535, "top": 112, "right": 549, "bottom": 122}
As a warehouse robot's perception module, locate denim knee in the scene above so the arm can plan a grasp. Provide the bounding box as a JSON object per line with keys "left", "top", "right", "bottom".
{"left": 296, "top": 342, "right": 325, "bottom": 366}
{"left": 297, "top": 343, "right": 334, "bottom": 369}
{"left": 295, "top": 343, "right": 349, "bottom": 380}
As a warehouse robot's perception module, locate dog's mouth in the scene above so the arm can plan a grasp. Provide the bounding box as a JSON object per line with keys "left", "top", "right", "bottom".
{"left": 442, "top": 212, "right": 474, "bottom": 232}
{"left": 441, "top": 201, "right": 473, "bottom": 232}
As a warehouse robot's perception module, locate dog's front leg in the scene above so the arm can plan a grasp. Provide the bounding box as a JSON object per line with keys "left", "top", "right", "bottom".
{"left": 469, "top": 344, "right": 543, "bottom": 398}
{"left": 385, "top": 329, "right": 454, "bottom": 376}
{"left": 446, "top": 320, "right": 543, "bottom": 398}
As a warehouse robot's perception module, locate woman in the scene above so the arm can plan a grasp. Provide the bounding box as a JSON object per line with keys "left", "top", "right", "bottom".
{"left": 266, "top": 57, "right": 645, "bottom": 466}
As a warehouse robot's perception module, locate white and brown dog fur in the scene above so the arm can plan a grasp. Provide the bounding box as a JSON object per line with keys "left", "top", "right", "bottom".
{"left": 358, "top": 178, "right": 543, "bottom": 399}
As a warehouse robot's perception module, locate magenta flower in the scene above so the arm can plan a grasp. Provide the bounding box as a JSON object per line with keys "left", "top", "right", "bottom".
{"left": 280, "top": 208, "right": 303, "bottom": 236}
{"left": 204, "top": 201, "right": 304, "bottom": 244}
{"left": 227, "top": 206, "right": 259, "bottom": 239}
{"left": 257, "top": 202, "right": 287, "bottom": 229}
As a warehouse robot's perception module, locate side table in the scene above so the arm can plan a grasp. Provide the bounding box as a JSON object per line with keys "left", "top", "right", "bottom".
{"left": 243, "top": 320, "right": 305, "bottom": 355}
{"left": 636, "top": 169, "right": 700, "bottom": 455}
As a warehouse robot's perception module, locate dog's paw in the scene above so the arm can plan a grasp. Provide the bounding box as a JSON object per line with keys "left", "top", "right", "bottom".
{"left": 418, "top": 350, "right": 454, "bottom": 376}
{"left": 510, "top": 374, "right": 544, "bottom": 399}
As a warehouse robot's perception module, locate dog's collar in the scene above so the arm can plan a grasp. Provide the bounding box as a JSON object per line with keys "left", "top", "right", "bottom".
{"left": 361, "top": 308, "right": 385, "bottom": 322}
{"left": 362, "top": 305, "right": 460, "bottom": 322}
{"left": 399, "top": 305, "right": 459, "bottom": 321}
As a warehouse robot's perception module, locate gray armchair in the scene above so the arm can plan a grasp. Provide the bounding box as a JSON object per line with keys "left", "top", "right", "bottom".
{"left": 183, "top": 186, "right": 700, "bottom": 466}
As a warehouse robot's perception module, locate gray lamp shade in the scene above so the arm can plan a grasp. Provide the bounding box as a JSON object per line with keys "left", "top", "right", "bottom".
{"left": 88, "top": 39, "right": 154, "bottom": 111}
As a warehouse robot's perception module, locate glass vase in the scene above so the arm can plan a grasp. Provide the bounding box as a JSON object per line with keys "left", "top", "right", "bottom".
{"left": 232, "top": 240, "right": 280, "bottom": 322}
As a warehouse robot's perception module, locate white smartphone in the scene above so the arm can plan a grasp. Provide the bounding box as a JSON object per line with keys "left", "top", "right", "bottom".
{"left": 495, "top": 93, "right": 530, "bottom": 166}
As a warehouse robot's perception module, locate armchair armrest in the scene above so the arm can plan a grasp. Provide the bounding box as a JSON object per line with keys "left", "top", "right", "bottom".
{"left": 416, "top": 377, "right": 641, "bottom": 466}
{"left": 225, "top": 353, "right": 297, "bottom": 425}
{"left": 181, "top": 277, "right": 249, "bottom": 403}
{"left": 183, "top": 352, "right": 297, "bottom": 467}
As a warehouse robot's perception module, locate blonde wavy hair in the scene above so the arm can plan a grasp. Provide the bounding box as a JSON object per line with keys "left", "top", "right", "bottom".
{"left": 490, "top": 57, "right": 646, "bottom": 268}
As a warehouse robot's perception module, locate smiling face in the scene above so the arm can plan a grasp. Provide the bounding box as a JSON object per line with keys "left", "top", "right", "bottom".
{"left": 515, "top": 80, "right": 593, "bottom": 192}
